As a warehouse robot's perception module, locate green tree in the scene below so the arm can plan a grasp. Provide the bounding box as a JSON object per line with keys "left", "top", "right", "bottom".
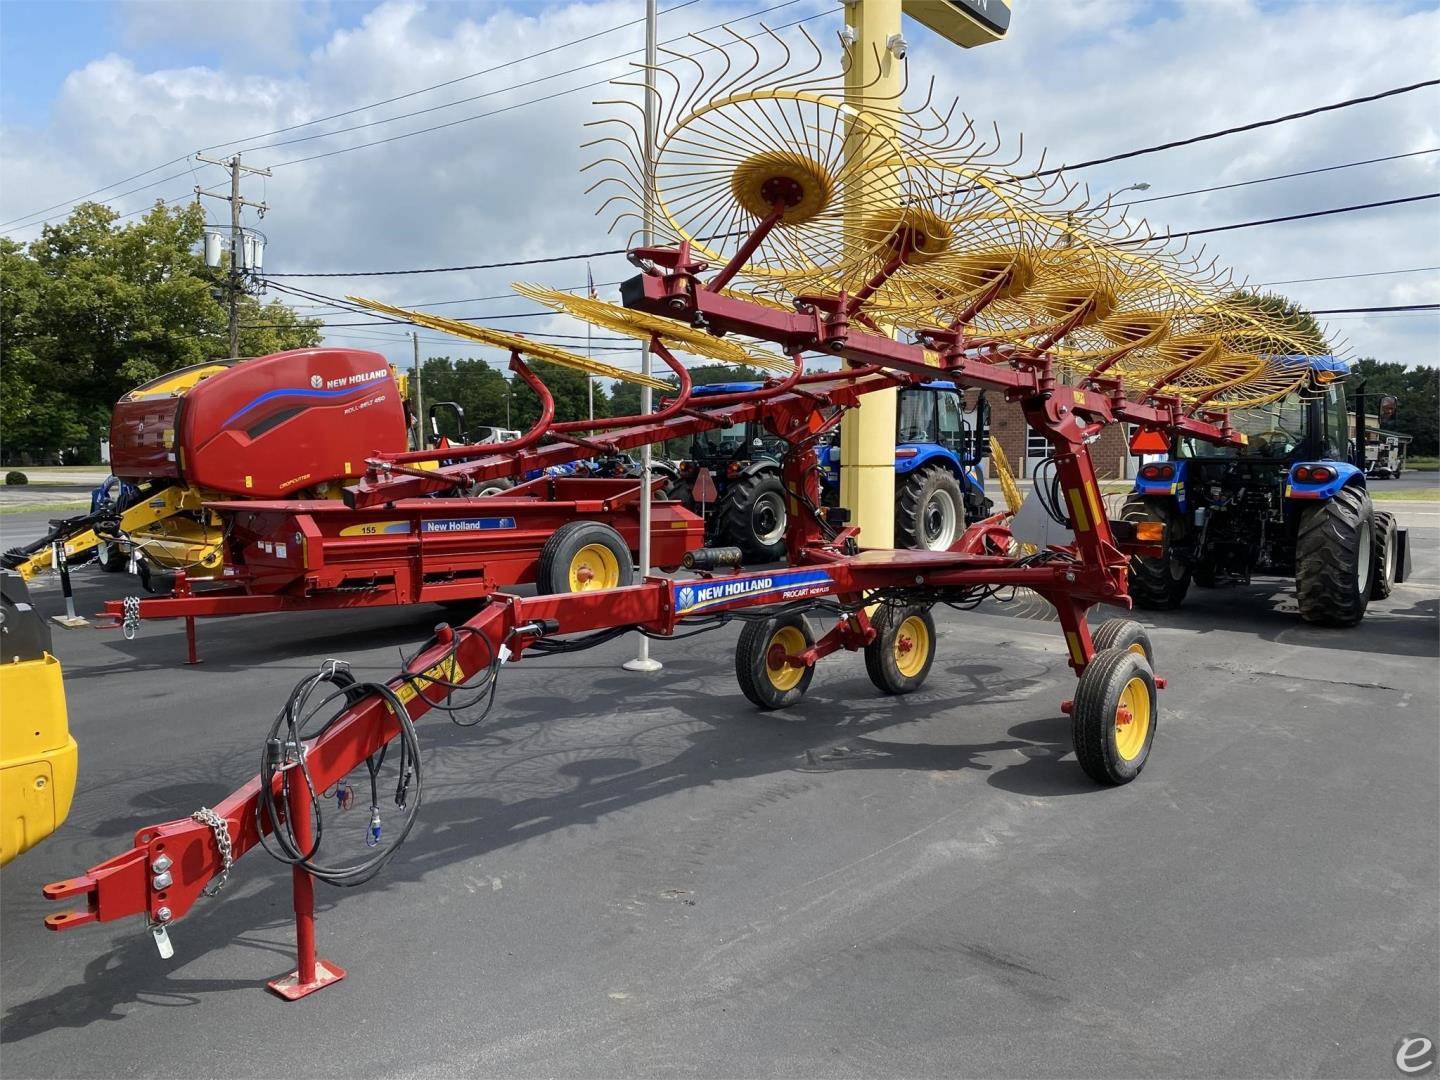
{"left": 0, "top": 199, "right": 320, "bottom": 463}
{"left": 1342, "top": 358, "right": 1439, "bottom": 456}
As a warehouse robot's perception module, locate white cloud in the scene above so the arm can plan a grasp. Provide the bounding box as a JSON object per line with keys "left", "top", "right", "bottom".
{"left": 1, "top": 0, "right": 1436, "bottom": 376}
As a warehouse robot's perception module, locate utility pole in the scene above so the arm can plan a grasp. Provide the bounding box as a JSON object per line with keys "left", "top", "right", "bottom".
{"left": 623, "top": 0, "right": 663, "bottom": 674}
{"left": 412, "top": 331, "right": 423, "bottom": 449}
{"left": 195, "top": 154, "right": 270, "bottom": 359}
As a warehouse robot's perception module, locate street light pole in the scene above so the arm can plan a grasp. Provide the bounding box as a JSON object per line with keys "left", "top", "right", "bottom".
{"left": 624, "top": 0, "right": 663, "bottom": 674}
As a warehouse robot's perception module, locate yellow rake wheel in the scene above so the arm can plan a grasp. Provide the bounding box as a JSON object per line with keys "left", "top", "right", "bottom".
{"left": 864, "top": 605, "right": 936, "bottom": 695}
{"left": 535, "top": 521, "right": 634, "bottom": 597}
{"left": 736, "top": 612, "right": 815, "bottom": 711}
{"left": 1090, "top": 618, "right": 1155, "bottom": 668}
{"left": 1071, "top": 647, "right": 1158, "bottom": 785}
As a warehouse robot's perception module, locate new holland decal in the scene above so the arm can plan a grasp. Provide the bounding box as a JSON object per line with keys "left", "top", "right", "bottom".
{"left": 673, "top": 569, "right": 834, "bottom": 616}
{"left": 420, "top": 517, "right": 517, "bottom": 533}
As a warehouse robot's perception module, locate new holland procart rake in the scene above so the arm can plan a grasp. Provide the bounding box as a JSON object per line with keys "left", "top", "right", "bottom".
{"left": 44, "top": 27, "right": 1342, "bottom": 999}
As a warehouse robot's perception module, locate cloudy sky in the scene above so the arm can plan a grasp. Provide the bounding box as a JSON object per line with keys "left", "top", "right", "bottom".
{"left": 1, "top": 0, "right": 1436, "bottom": 379}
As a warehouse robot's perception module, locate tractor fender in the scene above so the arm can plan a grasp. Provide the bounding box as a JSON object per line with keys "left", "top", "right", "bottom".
{"left": 1284, "top": 461, "right": 1363, "bottom": 502}
{"left": 1132, "top": 459, "right": 1189, "bottom": 514}
{"left": 733, "top": 459, "right": 781, "bottom": 484}
{"left": 895, "top": 444, "right": 964, "bottom": 478}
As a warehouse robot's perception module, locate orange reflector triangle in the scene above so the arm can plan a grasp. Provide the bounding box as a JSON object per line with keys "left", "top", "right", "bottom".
{"left": 1129, "top": 428, "right": 1170, "bottom": 454}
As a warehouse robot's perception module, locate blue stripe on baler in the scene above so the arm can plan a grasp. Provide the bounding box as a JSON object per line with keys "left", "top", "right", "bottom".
{"left": 221, "top": 377, "right": 389, "bottom": 428}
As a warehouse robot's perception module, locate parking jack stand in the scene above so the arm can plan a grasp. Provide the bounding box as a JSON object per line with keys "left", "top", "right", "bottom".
{"left": 51, "top": 544, "right": 90, "bottom": 629}
{"left": 267, "top": 765, "right": 346, "bottom": 1001}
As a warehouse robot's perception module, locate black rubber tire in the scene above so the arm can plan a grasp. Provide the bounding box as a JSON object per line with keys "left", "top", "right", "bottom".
{"left": 1120, "top": 495, "right": 1191, "bottom": 609}
{"left": 864, "top": 605, "right": 937, "bottom": 695}
{"left": 535, "top": 520, "right": 634, "bottom": 595}
{"left": 1090, "top": 617, "right": 1155, "bottom": 668}
{"left": 1295, "top": 484, "right": 1374, "bottom": 627}
{"left": 896, "top": 466, "right": 965, "bottom": 551}
{"left": 735, "top": 612, "right": 814, "bottom": 710}
{"left": 1370, "top": 509, "right": 1397, "bottom": 601}
{"left": 96, "top": 540, "right": 128, "bottom": 573}
{"left": 473, "top": 476, "right": 514, "bottom": 498}
{"left": 722, "top": 472, "right": 787, "bottom": 562}
{"left": 1071, "top": 647, "right": 1157, "bottom": 786}
{"left": 1191, "top": 561, "right": 1220, "bottom": 588}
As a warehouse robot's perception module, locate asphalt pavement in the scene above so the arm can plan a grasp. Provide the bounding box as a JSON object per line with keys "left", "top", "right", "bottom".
{"left": 1, "top": 508, "right": 1436, "bottom": 1078}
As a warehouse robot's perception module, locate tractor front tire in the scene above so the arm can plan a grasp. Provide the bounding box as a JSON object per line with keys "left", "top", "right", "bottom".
{"left": 736, "top": 612, "right": 815, "bottom": 710}
{"left": 864, "top": 605, "right": 937, "bottom": 695}
{"left": 1370, "top": 509, "right": 1398, "bottom": 601}
{"left": 536, "top": 521, "right": 634, "bottom": 595}
{"left": 1071, "top": 647, "right": 1157, "bottom": 786}
{"left": 897, "top": 466, "right": 964, "bottom": 551}
{"left": 1120, "top": 495, "right": 1191, "bottom": 610}
{"left": 1295, "top": 484, "right": 1374, "bottom": 626}
{"left": 723, "top": 472, "right": 787, "bottom": 562}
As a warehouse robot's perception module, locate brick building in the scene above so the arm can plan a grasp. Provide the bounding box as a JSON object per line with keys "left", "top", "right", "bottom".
{"left": 988, "top": 397, "right": 1137, "bottom": 481}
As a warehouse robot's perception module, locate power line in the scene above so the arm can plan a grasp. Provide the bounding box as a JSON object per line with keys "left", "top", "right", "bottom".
{"left": 265, "top": 190, "right": 1440, "bottom": 277}
{"left": 0, "top": 0, "right": 712, "bottom": 231}
{"left": 1310, "top": 303, "right": 1439, "bottom": 314}
{"left": 267, "top": 8, "right": 829, "bottom": 170}
{"left": 1123, "top": 191, "right": 1439, "bottom": 245}
{"left": 241, "top": 0, "right": 803, "bottom": 159}
{"left": 1258, "top": 265, "right": 1440, "bottom": 287}
{"left": 1114, "top": 147, "right": 1440, "bottom": 208}
{"left": 1033, "top": 77, "right": 1440, "bottom": 178}
{"left": 204, "top": 0, "right": 707, "bottom": 156}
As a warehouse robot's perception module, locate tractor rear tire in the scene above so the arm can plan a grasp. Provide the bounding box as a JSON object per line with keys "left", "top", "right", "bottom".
{"left": 1091, "top": 617, "right": 1155, "bottom": 668}
{"left": 897, "top": 466, "right": 964, "bottom": 551}
{"left": 1120, "top": 495, "right": 1191, "bottom": 610}
{"left": 736, "top": 612, "right": 815, "bottom": 710}
{"left": 1295, "top": 484, "right": 1374, "bottom": 627}
{"left": 1071, "top": 647, "right": 1157, "bottom": 786}
{"left": 864, "top": 605, "right": 937, "bottom": 695}
{"left": 1370, "top": 509, "right": 1398, "bottom": 601}
{"left": 723, "top": 472, "right": 787, "bottom": 562}
{"left": 536, "top": 521, "right": 634, "bottom": 595}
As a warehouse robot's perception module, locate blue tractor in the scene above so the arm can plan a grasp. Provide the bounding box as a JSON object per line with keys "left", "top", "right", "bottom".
{"left": 818, "top": 381, "right": 992, "bottom": 550}
{"left": 1121, "top": 358, "right": 1406, "bottom": 625}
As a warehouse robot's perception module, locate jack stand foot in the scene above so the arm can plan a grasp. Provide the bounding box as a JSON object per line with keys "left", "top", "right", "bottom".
{"left": 622, "top": 657, "right": 663, "bottom": 672}
{"left": 267, "top": 959, "right": 346, "bottom": 1001}
{"left": 51, "top": 615, "right": 90, "bottom": 629}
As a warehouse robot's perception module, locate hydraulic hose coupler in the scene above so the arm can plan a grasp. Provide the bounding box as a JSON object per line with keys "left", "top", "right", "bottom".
{"left": 682, "top": 546, "right": 744, "bottom": 571}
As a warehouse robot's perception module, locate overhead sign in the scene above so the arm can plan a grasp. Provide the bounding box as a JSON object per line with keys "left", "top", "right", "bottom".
{"left": 903, "top": 0, "right": 1011, "bottom": 48}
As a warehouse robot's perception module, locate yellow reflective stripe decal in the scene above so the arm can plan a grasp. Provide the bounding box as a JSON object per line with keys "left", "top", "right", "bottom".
{"left": 394, "top": 656, "right": 464, "bottom": 707}
{"left": 1065, "top": 631, "right": 1085, "bottom": 667}
{"left": 1066, "top": 487, "right": 1091, "bottom": 532}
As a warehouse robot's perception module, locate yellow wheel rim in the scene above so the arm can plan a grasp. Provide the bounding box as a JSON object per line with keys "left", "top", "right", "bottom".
{"left": 765, "top": 625, "right": 807, "bottom": 691}
{"left": 1127, "top": 642, "right": 1148, "bottom": 659}
{"left": 1113, "top": 676, "right": 1152, "bottom": 762}
{"left": 893, "top": 615, "right": 930, "bottom": 679}
{"left": 567, "top": 543, "right": 621, "bottom": 592}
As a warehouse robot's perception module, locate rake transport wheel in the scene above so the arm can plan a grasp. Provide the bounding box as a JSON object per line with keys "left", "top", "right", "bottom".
{"left": 95, "top": 540, "right": 128, "bottom": 573}
{"left": 1090, "top": 617, "right": 1155, "bottom": 668}
{"left": 896, "top": 467, "right": 964, "bottom": 551}
{"left": 1370, "top": 509, "right": 1398, "bottom": 601}
{"left": 1071, "top": 647, "right": 1158, "bottom": 785}
{"left": 1120, "top": 495, "right": 1191, "bottom": 610}
{"left": 1295, "top": 485, "right": 1374, "bottom": 627}
{"left": 536, "top": 521, "right": 634, "bottom": 595}
{"left": 736, "top": 612, "right": 815, "bottom": 710}
{"left": 473, "top": 476, "right": 514, "bottom": 498}
{"left": 724, "top": 472, "right": 788, "bottom": 562}
{"left": 864, "top": 605, "right": 937, "bottom": 695}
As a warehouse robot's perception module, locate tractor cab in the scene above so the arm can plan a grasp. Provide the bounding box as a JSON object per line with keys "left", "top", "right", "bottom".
{"left": 1124, "top": 356, "right": 1406, "bottom": 625}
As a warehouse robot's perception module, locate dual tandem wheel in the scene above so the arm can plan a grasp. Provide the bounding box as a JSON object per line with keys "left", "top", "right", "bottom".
{"left": 534, "top": 521, "right": 1159, "bottom": 785}
{"left": 735, "top": 607, "right": 1160, "bottom": 786}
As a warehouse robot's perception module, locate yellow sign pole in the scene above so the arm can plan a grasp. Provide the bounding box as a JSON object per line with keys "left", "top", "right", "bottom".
{"left": 838, "top": 0, "right": 903, "bottom": 549}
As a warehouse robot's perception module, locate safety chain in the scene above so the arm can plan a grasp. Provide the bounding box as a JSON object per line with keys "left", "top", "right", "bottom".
{"left": 191, "top": 807, "right": 234, "bottom": 897}
{"left": 122, "top": 596, "right": 141, "bottom": 640}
